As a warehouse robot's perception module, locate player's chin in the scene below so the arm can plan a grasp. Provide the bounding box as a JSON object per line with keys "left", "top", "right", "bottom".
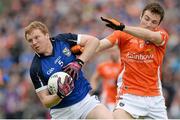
{"left": 33, "top": 48, "right": 43, "bottom": 54}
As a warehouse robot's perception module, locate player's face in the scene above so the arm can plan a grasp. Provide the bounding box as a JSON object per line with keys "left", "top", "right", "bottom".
{"left": 26, "top": 29, "right": 50, "bottom": 54}
{"left": 140, "top": 10, "right": 161, "bottom": 31}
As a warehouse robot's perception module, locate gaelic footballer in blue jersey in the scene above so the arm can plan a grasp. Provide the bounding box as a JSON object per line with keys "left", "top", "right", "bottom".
{"left": 24, "top": 21, "right": 113, "bottom": 119}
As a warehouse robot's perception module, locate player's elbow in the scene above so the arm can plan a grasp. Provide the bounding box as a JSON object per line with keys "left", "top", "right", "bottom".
{"left": 43, "top": 102, "right": 57, "bottom": 108}
{"left": 44, "top": 104, "right": 51, "bottom": 108}
{"left": 42, "top": 99, "right": 60, "bottom": 108}
{"left": 80, "top": 35, "right": 100, "bottom": 48}
{"left": 41, "top": 101, "right": 52, "bottom": 108}
{"left": 148, "top": 33, "right": 162, "bottom": 45}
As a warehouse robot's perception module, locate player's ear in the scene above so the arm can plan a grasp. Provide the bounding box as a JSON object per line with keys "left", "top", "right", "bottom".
{"left": 45, "top": 33, "right": 50, "bottom": 39}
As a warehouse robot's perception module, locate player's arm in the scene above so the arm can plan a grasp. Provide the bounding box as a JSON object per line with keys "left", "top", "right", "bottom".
{"left": 70, "top": 33, "right": 116, "bottom": 56}
{"left": 59, "top": 34, "right": 100, "bottom": 80}
{"left": 77, "top": 34, "right": 100, "bottom": 63}
{"left": 96, "top": 38, "right": 114, "bottom": 53}
{"left": 36, "top": 89, "right": 61, "bottom": 108}
{"left": 36, "top": 76, "right": 74, "bottom": 108}
{"left": 30, "top": 63, "right": 73, "bottom": 108}
{"left": 71, "top": 37, "right": 114, "bottom": 55}
{"left": 123, "top": 26, "right": 163, "bottom": 45}
{"left": 101, "top": 17, "right": 164, "bottom": 46}
{"left": 36, "top": 75, "right": 74, "bottom": 108}
{"left": 30, "top": 64, "right": 61, "bottom": 108}
{"left": 63, "top": 34, "right": 100, "bottom": 80}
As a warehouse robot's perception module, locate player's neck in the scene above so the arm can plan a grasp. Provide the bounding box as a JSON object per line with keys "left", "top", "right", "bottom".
{"left": 44, "top": 42, "right": 53, "bottom": 56}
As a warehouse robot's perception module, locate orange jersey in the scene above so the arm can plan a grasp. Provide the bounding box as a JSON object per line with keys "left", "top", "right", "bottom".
{"left": 107, "top": 28, "right": 169, "bottom": 96}
{"left": 97, "top": 61, "right": 121, "bottom": 103}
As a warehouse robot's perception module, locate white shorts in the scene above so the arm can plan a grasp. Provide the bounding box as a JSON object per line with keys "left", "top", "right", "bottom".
{"left": 50, "top": 94, "right": 100, "bottom": 119}
{"left": 115, "top": 94, "right": 168, "bottom": 119}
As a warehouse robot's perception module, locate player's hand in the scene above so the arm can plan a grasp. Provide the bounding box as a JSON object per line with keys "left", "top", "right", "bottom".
{"left": 100, "top": 17, "right": 125, "bottom": 31}
{"left": 57, "top": 75, "right": 74, "bottom": 99}
{"left": 71, "top": 45, "right": 84, "bottom": 55}
{"left": 63, "top": 59, "right": 84, "bottom": 80}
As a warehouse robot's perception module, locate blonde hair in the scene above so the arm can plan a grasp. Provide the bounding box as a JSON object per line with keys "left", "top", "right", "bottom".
{"left": 24, "top": 21, "right": 49, "bottom": 40}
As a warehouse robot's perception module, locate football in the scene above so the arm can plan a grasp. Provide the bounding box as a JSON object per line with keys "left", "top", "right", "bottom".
{"left": 48, "top": 71, "right": 72, "bottom": 94}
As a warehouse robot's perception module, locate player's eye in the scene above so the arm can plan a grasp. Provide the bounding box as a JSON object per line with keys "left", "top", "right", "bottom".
{"left": 28, "top": 39, "right": 32, "bottom": 43}
{"left": 145, "top": 17, "right": 149, "bottom": 21}
{"left": 144, "top": 15, "right": 150, "bottom": 21}
{"left": 35, "top": 36, "right": 39, "bottom": 39}
{"left": 152, "top": 21, "right": 158, "bottom": 25}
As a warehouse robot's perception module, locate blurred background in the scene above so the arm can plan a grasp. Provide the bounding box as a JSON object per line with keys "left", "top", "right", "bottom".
{"left": 0, "top": 0, "right": 179, "bottom": 119}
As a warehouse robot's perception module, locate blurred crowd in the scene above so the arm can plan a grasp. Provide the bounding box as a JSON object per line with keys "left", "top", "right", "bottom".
{"left": 0, "top": 0, "right": 179, "bottom": 119}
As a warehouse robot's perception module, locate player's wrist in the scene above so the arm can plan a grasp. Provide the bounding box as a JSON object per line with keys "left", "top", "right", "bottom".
{"left": 119, "top": 23, "right": 125, "bottom": 31}
{"left": 75, "top": 59, "right": 84, "bottom": 67}
{"left": 57, "top": 91, "right": 65, "bottom": 99}
{"left": 116, "top": 23, "right": 125, "bottom": 31}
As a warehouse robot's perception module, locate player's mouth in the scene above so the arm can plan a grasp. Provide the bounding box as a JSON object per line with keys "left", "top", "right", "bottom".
{"left": 34, "top": 46, "right": 40, "bottom": 51}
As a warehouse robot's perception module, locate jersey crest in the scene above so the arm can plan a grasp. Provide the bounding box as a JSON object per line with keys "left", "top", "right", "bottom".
{"left": 63, "top": 47, "right": 71, "bottom": 57}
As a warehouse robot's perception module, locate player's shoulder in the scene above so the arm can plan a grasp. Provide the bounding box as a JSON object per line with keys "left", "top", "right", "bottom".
{"left": 113, "top": 30, "right": 132, "bottom": 37}
{"left": 155, "top": 27, "right": 169, "bottom": 35}
{"left": 53, "top": 33, "right": 78, "bottom": 41}
{"left": 155, "top": 27, "right": 169, "bottom": 42}
{"left": 52, "top": 33, "right": 78, "bottom": 47}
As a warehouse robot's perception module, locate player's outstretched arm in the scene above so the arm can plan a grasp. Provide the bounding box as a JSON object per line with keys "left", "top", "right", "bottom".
{"left": 101, "top": 17, "right": 164, "bottom": 46}
{"left": 123, "top": 26, "right": 163, "bottom": 45}
{"left": 96, "top": 38, "right": 114, "bottom": 53}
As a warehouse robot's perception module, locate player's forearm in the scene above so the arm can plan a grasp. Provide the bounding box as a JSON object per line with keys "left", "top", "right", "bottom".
{"left": 124, "top": 26, "right": 162, "bottom": 44}
{"left": 79, "top": 37, "right": 99, "bottom": 62}
{"left": 42, "top": 94, "right": 61, "bottom": 108}
{"left": 96, "top": 39, "right": 114, "bottom": 53}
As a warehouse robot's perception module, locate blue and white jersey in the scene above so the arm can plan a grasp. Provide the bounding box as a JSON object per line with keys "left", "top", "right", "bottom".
{"left": 30, "top": 33, "right": 91, "bottom": 109}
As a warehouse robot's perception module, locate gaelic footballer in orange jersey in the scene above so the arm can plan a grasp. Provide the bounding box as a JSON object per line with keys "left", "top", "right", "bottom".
{"left": 91, "top": 50, "right": 121, "bottom": 111}
{"left": 97, "top": 61, "right": 120, "bottom": 104}
{"left": 98, "top": 2, "right": 169, "bottom": 119}
{"left": 107, "top": 28, "right": 168, "bottom": 97}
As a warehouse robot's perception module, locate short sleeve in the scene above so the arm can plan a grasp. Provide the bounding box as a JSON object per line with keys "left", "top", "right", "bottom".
{"left": 106, "top": 31, "right": 129, "bottom": 45}
{"left": 158, "top": 29, "right": 169, "bottom": 46}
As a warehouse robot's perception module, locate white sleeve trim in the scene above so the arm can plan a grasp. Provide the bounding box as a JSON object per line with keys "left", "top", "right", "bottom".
{"left": 159, "top": 40, "right": 165, "bottom": 46}
{"left": 77, "top": 34, "right": 82, "bottom": 44}
{"left": 157, "top": 31, "right": 166, "bottom": 46}
{"left": 35, "top": 86, "right": 48, "bottom": 92}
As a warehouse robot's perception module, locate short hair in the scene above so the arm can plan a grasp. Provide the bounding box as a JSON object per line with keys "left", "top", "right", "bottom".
{"left": 24, "top": 21, "right": 49, "bottom": 40}
{"left": 142, "top": 2, "right": 164, "bottom": 24}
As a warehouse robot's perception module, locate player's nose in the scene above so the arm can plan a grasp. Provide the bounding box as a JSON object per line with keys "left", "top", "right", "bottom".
{"left": 32, "top": 39, "right": 37, "bottom": 45}
{"left": 146, "top": 21, "right": 152, "bottom": 27}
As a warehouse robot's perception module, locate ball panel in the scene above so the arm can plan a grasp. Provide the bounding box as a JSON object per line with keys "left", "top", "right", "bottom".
{"left": 48, "top": 72, "right": 72, "bottom": 95}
